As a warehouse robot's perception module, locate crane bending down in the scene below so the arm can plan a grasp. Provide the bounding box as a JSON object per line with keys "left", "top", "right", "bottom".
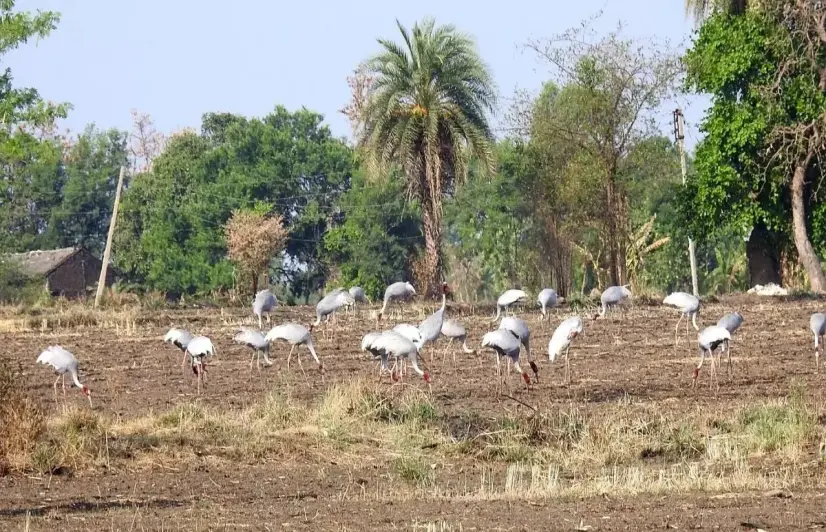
{"left": 185, "top": 336, "right": 215, "bottom": 394}
{"left": 378, "top": 282, "right": 416, "bottom": 321}
{"left": 372, "top": 330, "right": 431, "bottom": 384}
{"left": 811, "top": 312, "right": 826, "bottom": 373}
{"left": 361, "top": 331, "right": 391, "bottom": 378}
{"left": 265, "top": 323, "right": 323, "bottom": 377}
{"left": 663, "top": 292, "right": 700, "bottom": 349}
{"left": 164, "top": 328, "right": 194, "bottom": 367}
{"left": 36, "top": 346, "right": 92, "bottom": 406}
{"left": 694, "top": 325, "right": 731, "bottom": 388}
{"left": 234, "top": 327, "right": 272, "bottom": 370}
{"left": 253, "top": 289, "right": 278, "bottom": 329}
{"left": 548, "top": 316, "right": 583, "bottom": 384}
{"left": 481, "top": 329, "right": 531, "bottom": 390}
{"left": 492, "top": 289, "right": 527, "bottom": 322}
{"left": 593, "top": 285, "right": 632, "bottom": 319}
{"left": 348, "top": 286, "right": 371, "bottom": 314}
{"left": 391, "top": 323, "right": 423, "bottom": 377}
{"left": 716, "top": 311, "right": 744, "bottom": 363}
{"left": 311, "top": 289, "right": 354, "bottom": 340}
{"left": 440, "top": 319, "right": 475, "bottom": 364}
{"left": 417, "top": 283, "right": 449, "bottom": 363}
{"left": 538, "top": 288, "right": 562, "bottom": 320}
{"left": 499, "top": 316, "right": 539, "bottom": 382}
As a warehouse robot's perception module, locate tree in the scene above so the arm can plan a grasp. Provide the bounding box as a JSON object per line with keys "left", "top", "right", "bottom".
{"left": 225, "top": 207, "right": 288, "bottom": 295}
{"left": 48, "top": 126, "right": 129, "bottom": 254}
{"left": 683, "top": 8, "right": 826, "bottom": 292}
{"left": 116, "top": 107, "right": 353, "bottom": 297}
{"left": 0, "top": 2, "right": 70, "bottom": 252}
{"left": 356, "top": 18, "right": 497, "bottom": 296}
{"left": 323, "top": 169, "right": 422, "bottom": 300}
{"left": 518, "top": 21, "right": 682, "bottom": 286}
{"left": 684, "top": 0, "right": 748, "bottom": 23}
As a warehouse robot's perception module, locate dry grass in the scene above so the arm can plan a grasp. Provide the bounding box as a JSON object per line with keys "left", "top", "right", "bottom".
{"left": 0, "top": 356, "right": 45, "bottom": 474}
{"left": 10, "top": 378, "right": 823, "bottom": 500}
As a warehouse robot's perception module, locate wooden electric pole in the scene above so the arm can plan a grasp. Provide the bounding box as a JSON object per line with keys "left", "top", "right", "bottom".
{"left": 95, "top": 165, "right": 126, "bottom": 308}
{"left": 673, "top": 109, "right": 700, "bottom": 297}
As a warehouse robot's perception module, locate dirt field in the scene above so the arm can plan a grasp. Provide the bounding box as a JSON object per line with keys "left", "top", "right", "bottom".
{"left": 2, "top": 295, "right": 826, "bottom": 531}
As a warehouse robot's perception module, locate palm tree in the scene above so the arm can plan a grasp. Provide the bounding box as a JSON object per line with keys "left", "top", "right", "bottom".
{"left": 685, "top": 0, "right": 748, "bottom": 23}
{"left": 359, "top": 18, "right": 496, "bottom": 296}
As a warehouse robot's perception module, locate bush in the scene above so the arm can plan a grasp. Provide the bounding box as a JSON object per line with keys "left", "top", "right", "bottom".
{"left": 0, "top": 356, "right": 45, "bottom": 473}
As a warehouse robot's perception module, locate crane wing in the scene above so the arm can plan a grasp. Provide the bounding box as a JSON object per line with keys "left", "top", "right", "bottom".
{"left": 37, "top": 346, "right": 76, "bottom": 371}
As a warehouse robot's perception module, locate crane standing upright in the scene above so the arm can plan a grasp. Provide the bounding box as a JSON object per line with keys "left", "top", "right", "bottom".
{"left": 663, "top": 292, "right": 700, "bottom": 349}
{"left": 253, "top": 289, "right": 278, "bottom": 329}
{"left": 499, "top": 316, "right": 539, "bottom": 383}
{"left": 417, "top": 283, "right": 449, "bottom": 363}
{"left": 811, "top": 312, "right": 826, "bottom": 373}
{"left": 548, "top": 316, "right": 584, "bottom": 384}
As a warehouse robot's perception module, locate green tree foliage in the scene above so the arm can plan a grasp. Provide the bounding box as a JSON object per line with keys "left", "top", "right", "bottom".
{"left": 357, "top": 18, "right": 496, "bottom": 296}
{"left": 682, "top": 8, "right": 826, "bottom": 291}
{"left": 323, "top": 170, "right": 422, "bottom": 300}
{"left": 115, "top": 107, "right": 353, "bottom": 297}
{"left": 0, "top": 2, "right": 70, "bottom": 252}
{"left": 48, "top": 126, "right": 128, "bottom": 253}
{"left": 444, "top": 141, "right": 537, "bottom": 300}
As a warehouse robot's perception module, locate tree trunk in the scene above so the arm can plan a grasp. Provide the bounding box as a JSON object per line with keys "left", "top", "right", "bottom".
{"left": 791, "top": 153, "right": 826, "bottom": 293}
{"left": 251, "top": 271, "right": 259, "bottom": 296}
{"left": 421, "top": 202, "right": 443, "bottom": 297}
{"left": 606, "top": 179, "right": 620, "bottom": 286}
{"left": 745, "top": 222, "right": 781, "bottom": 287}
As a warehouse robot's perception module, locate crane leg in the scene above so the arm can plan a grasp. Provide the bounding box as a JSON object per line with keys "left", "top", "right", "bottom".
{"left": 296, "top": 351, "right": 308, "bottom": 382}
{"left": 249, "top": 350, "right": 257, "bottom": 369}
{"left": 263, "top": 351, "right": 273, "bottom": 366}
{"left": 674, "top": 314, "right": 683, "bottom": 351}
{"left": 286, "top": 345, "right": 296, "bottom": 369}
{"left": 565, "top": 346, "right": 571, "bottom": 384}
{"left": 182, "top": 350, "right": 189, "bottom": 368}
{"left": 52, "top": 375, "right": 60, "bottom": 400}
{"left": 817, "top": 342, "right": 821, "bottom": 374}
{"left": 726, "top": 342, "right": 732, "bottom": 378}
{"left": 61, "top": 374, "right": 66, "bottom": 395}
{"left": 692, "top": 352, "right": 705, "bottom": 389}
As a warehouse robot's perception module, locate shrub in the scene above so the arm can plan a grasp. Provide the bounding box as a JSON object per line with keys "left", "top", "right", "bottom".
{"left": 0, "top": 356, "right": 45, "bottom": 473}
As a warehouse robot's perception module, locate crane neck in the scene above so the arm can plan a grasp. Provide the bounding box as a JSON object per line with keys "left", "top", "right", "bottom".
{"left": 71, "top": 370, "right": 83, "bottom": 389}
{"left": 440, "top": 292, "right": 446, "bottom": 312}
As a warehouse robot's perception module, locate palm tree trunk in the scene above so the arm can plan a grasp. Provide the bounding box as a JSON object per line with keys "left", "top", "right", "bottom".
{"left": 791, "top": 151, "right": 826, "bottom": 293}
{"left": 421, "top": 202, "right": 443, "bottom": 297}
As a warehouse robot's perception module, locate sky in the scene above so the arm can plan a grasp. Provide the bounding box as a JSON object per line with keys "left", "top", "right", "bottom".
{"left": 7, "top": 0, "right": 708, "bottom": 149}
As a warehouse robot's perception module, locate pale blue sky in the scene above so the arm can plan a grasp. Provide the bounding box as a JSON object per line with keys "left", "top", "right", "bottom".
{"left": 8, "top": 0, "right": 707, "bottom": 148}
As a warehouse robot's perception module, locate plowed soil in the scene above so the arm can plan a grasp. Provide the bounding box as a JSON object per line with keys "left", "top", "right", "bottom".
{"left": 3, "top": 295, "right": 826, "bottom": 531}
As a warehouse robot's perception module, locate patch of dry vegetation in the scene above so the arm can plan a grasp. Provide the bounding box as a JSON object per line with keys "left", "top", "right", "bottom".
{"left": 0, "top": 356, "right": 45, "bottom": 474}
{"left": 4, "top": 376, "right": 823, "bottom": 499}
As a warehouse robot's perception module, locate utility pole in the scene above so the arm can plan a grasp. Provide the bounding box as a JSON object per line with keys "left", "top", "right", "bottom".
{"left": 95, "top": 165, "right": 126, "bottom": 308}
{"left": 673, "top": 109, "right": 700, "bottom": 297}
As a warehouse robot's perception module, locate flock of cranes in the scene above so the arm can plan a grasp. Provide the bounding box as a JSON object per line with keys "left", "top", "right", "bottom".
{"left": 30, "top": 279, "right": 826, "bottom": 405}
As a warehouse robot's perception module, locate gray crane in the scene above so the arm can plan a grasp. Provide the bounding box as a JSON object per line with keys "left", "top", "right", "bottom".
{"left": 538, "top": 288, "right": 561, "bottom": 320}
{"left": 253, "top": 289, "right": 278, "bottom": 329}
{"left": 499, "top": 316, "right": 539, "bottom": 383}
{"left": 378, "top": 281, "right": 416, "bottom": 321}
{"left": 36, "top": 346, "right": 92, "bottom": 406}
{"left": 265, "top": 323, "right": 323, "bottom": 377}
{"left": 663, "top": 292, "right": 700, "bottom": 349}
{"left": 694, "top": 325, "right": 731, "bottom": 389}
{"left": 440, "top": 319, "right": 475, "bottom": 364}
{"left": 548, "top": 316, "right": 584, "bottom": 384}
{"left": 233, "top": 327, "right": 272, "bottom": 370}
{"left": 372, "top": 330, "right": 431, "bottom": 384}
{"left": 361, "top": 331, "right": 391, "bottom": 378}
{"left": 347, "top": 286, "right": 371, "bottom": 315}
{"left": 717, "top": 311, "right": 744, "bottom": 362}
{"left": 164, "top": 328, "right": 194, "bottom": 367}
{"left": 594, "top": 285, "right": 632, "bottom": 319}
{"left": 185, "top": 335, "right": 216, "bottom": 395}
{"left": 311, "top": 289, "right": 354, "bottom": 340}
{"left": 481, "top": 329, "right": 531, "bottom": 390}
{"left": 417, "top": 283, "right": 449, "bottom": 363}
{"left": 811, "top": 312, "right": 826, "bottom": 373}
{"left": 492, "top": 289, "right": 527, "bottom": 322}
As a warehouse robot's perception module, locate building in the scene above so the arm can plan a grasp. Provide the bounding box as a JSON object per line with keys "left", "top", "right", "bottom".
{"left": 3, "top": 247, "right": 116, "bottom": 298}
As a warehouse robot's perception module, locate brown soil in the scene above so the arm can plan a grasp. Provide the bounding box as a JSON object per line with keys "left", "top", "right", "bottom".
{"left": 2, "top": 295, "right": 826, "bottom": 531}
